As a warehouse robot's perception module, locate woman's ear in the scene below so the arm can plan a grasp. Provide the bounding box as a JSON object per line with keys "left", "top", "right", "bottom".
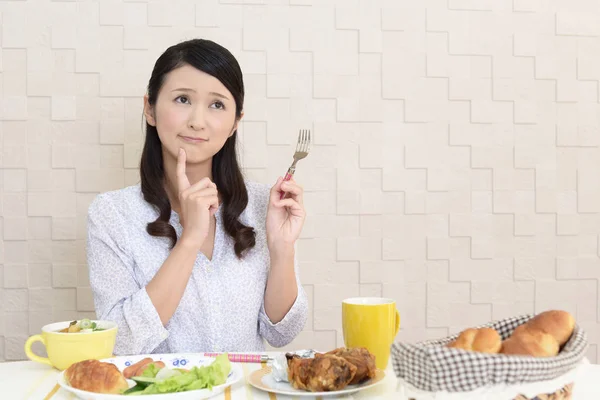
{"left": 143, "top": 95, "right": 156, "bottom": 126}
{"left": 230, "top": 111, "right": 244, "bottom": 137}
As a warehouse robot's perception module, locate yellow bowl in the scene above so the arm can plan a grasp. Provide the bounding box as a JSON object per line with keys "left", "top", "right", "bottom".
{"left": 24, "top": 320, "right": 117, "bottom": 371}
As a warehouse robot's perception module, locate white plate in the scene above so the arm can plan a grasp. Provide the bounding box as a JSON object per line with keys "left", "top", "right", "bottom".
{"left": 248, "top": 366, "right": 386, "bottom": 397}
{"left": 58, "top": 353, "right": 243, "bottom": 399}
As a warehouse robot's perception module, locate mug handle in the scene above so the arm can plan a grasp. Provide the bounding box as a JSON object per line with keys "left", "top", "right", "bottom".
{"left": 24, "top": 335, "right": 52, "bottom": 366}
{"left": 394, "top": 310, "right": 400, "bottom": 336}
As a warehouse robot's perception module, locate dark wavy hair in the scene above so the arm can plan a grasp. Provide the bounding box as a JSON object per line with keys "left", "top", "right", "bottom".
{"left": 140, "top": 39, "right": 255, "bottom": 258}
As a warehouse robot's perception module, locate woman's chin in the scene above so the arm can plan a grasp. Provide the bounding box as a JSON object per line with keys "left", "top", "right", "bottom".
{"left": 180, "top": 150, "right": 212, "bottom": 165}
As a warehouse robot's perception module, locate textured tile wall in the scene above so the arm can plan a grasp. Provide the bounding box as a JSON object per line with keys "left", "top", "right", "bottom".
{"left": 0, "top": 0, "right": 599, "bottom": 363}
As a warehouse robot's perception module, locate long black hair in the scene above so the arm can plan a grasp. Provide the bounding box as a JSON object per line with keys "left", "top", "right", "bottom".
{"left": 140, "top": 39, "right": 255, "bottom": 258}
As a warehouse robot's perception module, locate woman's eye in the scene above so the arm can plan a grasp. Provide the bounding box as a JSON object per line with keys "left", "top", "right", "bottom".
{"left": 175, "top": 96, "right": 190, "bottom": 104}
{"left": 211, "top": 101, "right": 225, "bottom": 110}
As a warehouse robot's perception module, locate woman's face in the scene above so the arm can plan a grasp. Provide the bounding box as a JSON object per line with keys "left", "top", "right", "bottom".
{"left": 144, "top": 64, "right": 240, "bottom": 165}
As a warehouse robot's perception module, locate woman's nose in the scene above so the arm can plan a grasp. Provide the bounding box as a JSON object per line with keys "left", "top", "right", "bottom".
{"left": 188, "top": 107, "right": 206, "bottom": 130}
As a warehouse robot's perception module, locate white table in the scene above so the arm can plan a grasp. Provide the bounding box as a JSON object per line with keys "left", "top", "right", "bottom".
{"left": 0, "top": 354, "right": 397, "bottom": 400}
{"left": 1, "top": 354, "right": 599, "bottom": 399}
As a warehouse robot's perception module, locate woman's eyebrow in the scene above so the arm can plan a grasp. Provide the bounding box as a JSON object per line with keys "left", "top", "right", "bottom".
{"left": 171, "top": 88, "right": 229, "bottom": 100}
{"left": 171, "top": 87, "right": 196, "bottom": 93}
{"left": 209, "top": 91, "right": 229, "bottom": 100}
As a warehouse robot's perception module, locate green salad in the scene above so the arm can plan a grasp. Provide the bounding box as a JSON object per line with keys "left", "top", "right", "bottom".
{"left": 124, "top": 354, "right": 231, "bottom": 395}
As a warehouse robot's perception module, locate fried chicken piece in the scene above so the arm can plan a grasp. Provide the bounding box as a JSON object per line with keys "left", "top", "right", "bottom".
{"left": 324, "top": 347, "right": 377, "bottom": 384}
{"left": 286, "top": 355, "right": 312, "bottom": 391}
{"left": 65, "top": 359, "right": 129, "bottom": 394}
{"left": 286, "top": 353, "right": 357, "bottom": 392}
{"left": 307, "top": 354, "right": 357, "bottom": 391}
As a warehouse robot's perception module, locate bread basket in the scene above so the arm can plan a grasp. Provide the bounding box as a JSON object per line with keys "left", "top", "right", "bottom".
{"left": 390, "top": 314, "right": 588, "bottom": 394}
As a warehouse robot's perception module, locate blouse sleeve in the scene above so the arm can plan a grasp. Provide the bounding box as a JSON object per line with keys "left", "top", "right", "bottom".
{"left": 87, "top": 194, "right": 169, "bottom": 355}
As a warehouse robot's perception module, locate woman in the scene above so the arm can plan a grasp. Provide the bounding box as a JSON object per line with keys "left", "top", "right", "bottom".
{"left": 87, "top": 39, "right": 308, "bottom": 355}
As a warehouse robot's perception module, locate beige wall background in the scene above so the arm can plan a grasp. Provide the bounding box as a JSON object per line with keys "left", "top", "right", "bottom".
{"left": 1, "top": 0, "right": 599, "bottom": 362}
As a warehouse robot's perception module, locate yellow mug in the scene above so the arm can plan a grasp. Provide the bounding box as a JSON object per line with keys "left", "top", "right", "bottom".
{"left": 342, "top": 297, "right": 400, "bottom": 370}
{"left": 24, "top": 320, "right": 118, "bottom": 371}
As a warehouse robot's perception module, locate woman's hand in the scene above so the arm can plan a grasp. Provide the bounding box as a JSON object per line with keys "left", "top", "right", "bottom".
{"left": 176, "top": 148, "right": 219, "bottom": 250}
{"left": 266, "top": 177, "right": 306, "bottom": 255}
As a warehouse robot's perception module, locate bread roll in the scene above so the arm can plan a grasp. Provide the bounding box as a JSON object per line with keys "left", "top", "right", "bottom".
{"left": 65, "top": 359, "right": 129, "bottom": 394}
{"left": 447, "top": 328, "right": 502, "bottom": 354}
{"left": 501, "top": 329, "right": 559, "bottom": 357}
{"left": 521, "top": 310, "right": 575, "bottom": 346}
{"left": 500, "top": 310, "right": 574, "bottom": 357}
{"left": 444, "top": 310, "right": 575, "bottom": 358}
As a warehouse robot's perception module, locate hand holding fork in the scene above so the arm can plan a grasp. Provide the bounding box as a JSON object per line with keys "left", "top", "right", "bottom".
{"left": 266, "top": 129, "right": 311, "bottom": 249}
{"left": 280, "top": 129, "right": 311, "bottom": 200}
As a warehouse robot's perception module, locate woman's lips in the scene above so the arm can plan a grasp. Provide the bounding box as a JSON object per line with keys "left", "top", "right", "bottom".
{"left": 180, "top": 136, "right": 208, "bottom": 143}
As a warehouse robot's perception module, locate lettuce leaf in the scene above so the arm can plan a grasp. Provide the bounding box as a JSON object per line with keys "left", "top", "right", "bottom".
{"left": 140, "top": 363, "right": 161, "bottom": 378}
{"left": 132, "top": 354, "right": 231, "bottom": 395}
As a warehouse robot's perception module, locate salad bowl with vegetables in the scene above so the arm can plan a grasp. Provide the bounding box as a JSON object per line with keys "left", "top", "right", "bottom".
{"left": 24, "top": 319, "right": 118, "bottom": 371}
{"left": 58, "top": 353, "right": 243, "bottom": 399}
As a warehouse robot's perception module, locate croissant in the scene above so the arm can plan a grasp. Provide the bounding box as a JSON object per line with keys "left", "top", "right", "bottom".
{"left": 65, "top": 359, "right": 129, "bottom": 394}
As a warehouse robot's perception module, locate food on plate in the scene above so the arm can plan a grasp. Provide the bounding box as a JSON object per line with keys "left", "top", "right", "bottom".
{"left": 324, "top": 347, "right": 377, "bottom": 384}
{"left": 500, "top": 310, "right": 575, "bottom": 357}
{"left": 125, "top": 353, "right": 230, "bottom": 395}
{"left": 123, "top": 358, "right": 166, "bottom": 379}
{"left": 65, "top": 359, "right": 129, "bottom": 394}
{"left": 139, "top": 361, "right": 166, "bottom": 376}
{"left": 446, "top": 327, "right": 502, "bottom": 354}
{"left": 285, "top": 347, "right": 376, "bottom": 392}
{"left": 123, "top": 357, "right": 153, "bottom": 378}
{"left": 64, "top": 354, "right": 231, "bottom": 395}
{"left": 287, "top": 353, "right": 356, "bottom": 392}
{"left": 58, "top": 318, "right": 104, "bottom": 333}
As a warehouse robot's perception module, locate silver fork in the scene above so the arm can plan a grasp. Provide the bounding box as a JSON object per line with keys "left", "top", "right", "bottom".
{"left": 280, "top": 129, "right": 311, "bottom": 199}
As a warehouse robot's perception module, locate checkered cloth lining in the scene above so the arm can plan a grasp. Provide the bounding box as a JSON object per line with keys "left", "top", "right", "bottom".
{"left": 390, "top": 314, "right": 588, "bottom": 393}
